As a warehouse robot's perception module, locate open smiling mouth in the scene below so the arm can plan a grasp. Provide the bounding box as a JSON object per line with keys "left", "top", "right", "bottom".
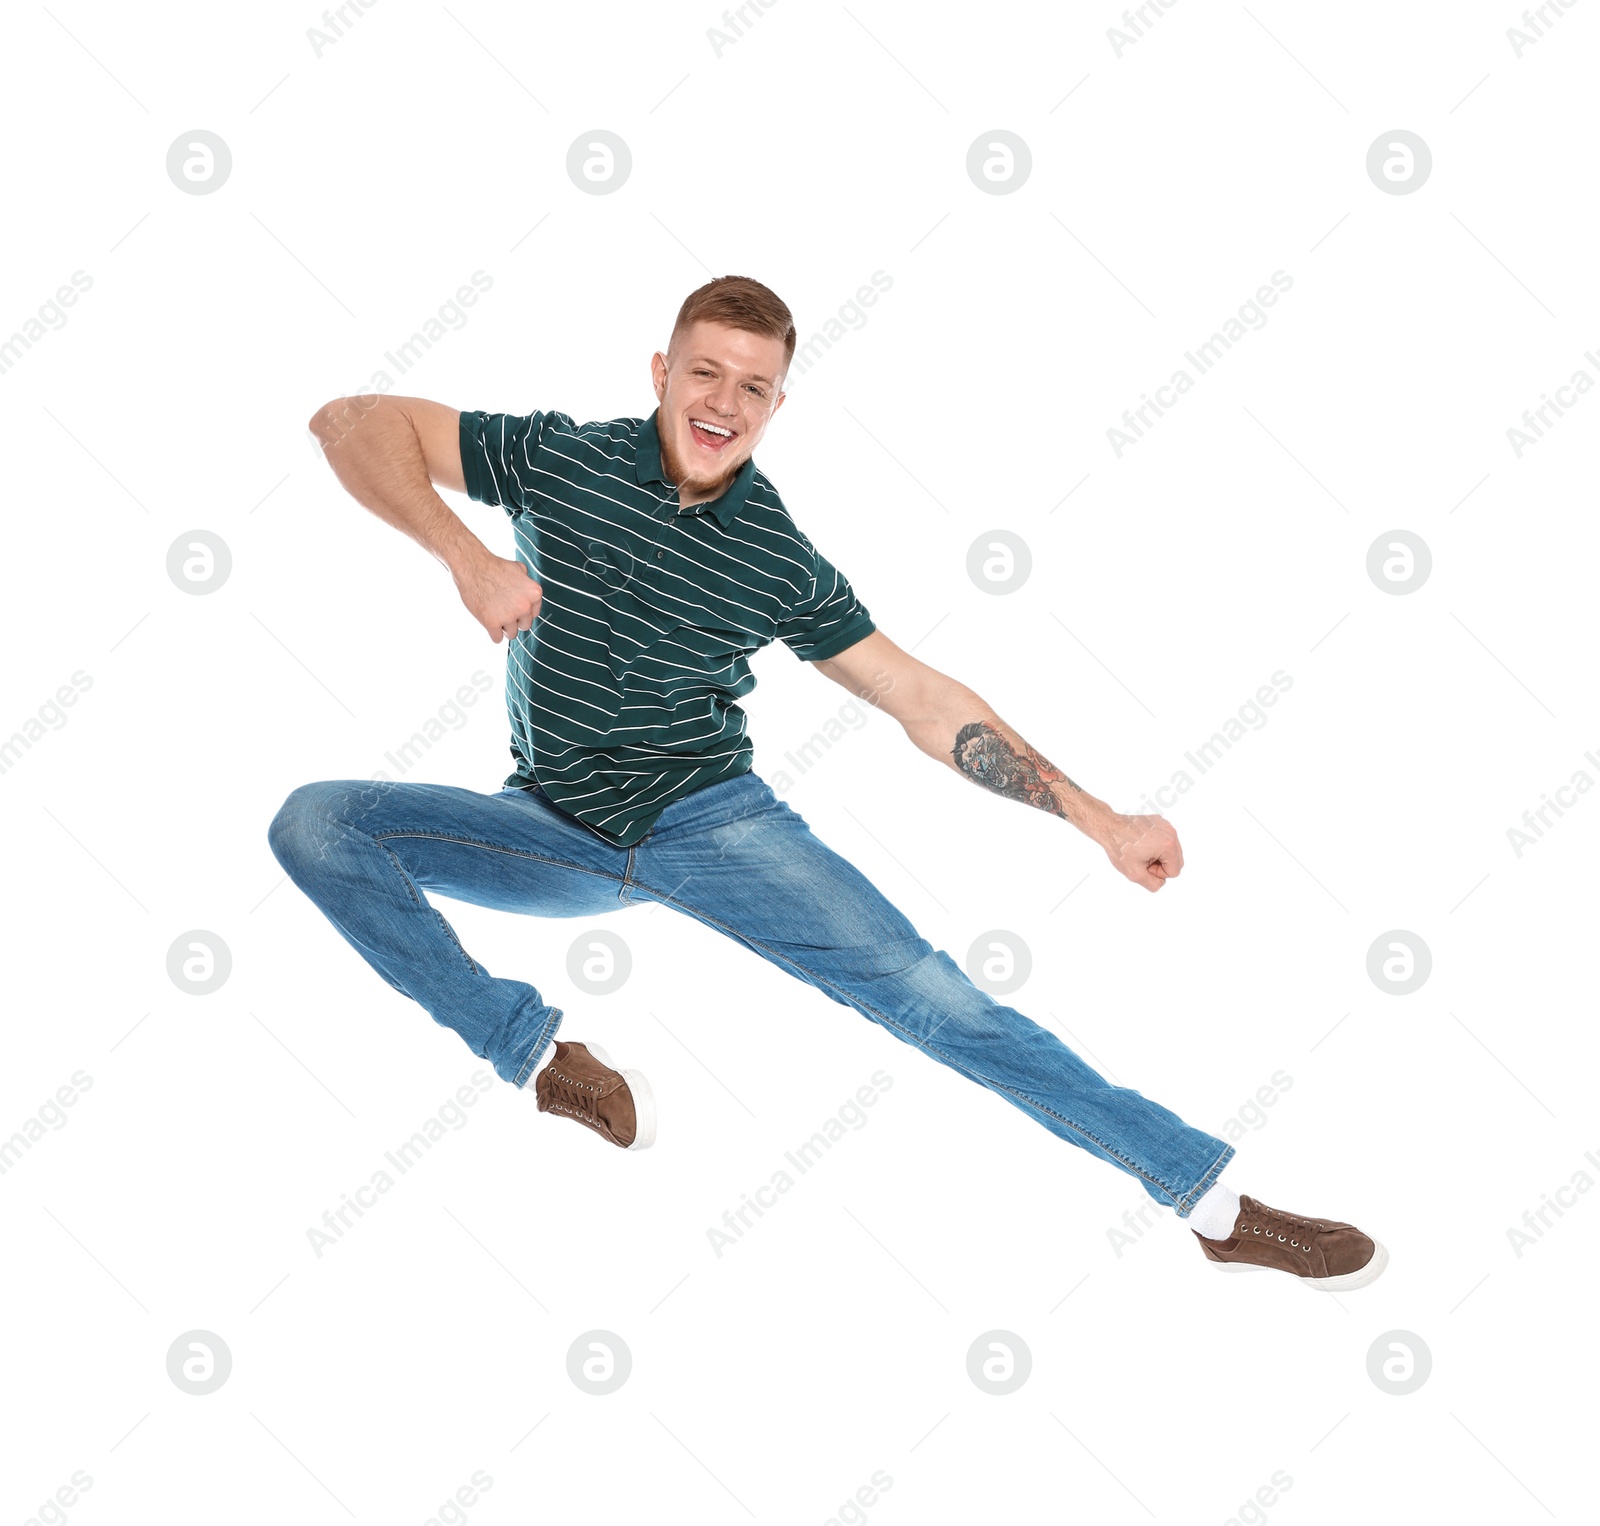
{"left": 689, "top": 417, "right": 737, "bottom": 452}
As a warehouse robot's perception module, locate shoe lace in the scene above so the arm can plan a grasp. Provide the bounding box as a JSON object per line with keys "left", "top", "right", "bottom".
{"left": 546, "top": 1068, "right": 602, "bottom": 1125}
{"left": 1244, "top": 1202, "right": 1325, "bottom": 1253}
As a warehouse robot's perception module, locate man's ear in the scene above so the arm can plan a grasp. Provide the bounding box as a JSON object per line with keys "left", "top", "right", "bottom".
{"left": 650, "top": 350, "right": 668, "bottom": 401}
{"left": 772, "top": 388, "right": 786, "bottom": 417}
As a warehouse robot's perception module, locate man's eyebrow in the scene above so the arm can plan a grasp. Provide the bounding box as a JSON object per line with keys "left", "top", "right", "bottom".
{"left": 686, "top": 355, "right": 774, "bottom": 385}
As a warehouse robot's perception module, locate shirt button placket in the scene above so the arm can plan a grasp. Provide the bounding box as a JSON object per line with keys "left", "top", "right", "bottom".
{"left": 660, "top": 502, "right": 685, "bottom": 559}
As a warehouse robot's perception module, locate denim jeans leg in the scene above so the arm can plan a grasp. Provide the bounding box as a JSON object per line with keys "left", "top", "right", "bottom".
{"left": 267, "top": 779, "right": 629, "bottom": 1086}
{"left": 636, "top": 771, "right": 1233, "bottom": 1212}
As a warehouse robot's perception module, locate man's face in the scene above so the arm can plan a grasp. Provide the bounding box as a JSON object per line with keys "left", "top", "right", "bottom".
{"left": 650, "top": 319, "right": 787, "bottom": 504}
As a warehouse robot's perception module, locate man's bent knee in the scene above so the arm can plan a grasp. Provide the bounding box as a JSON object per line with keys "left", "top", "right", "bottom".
{"left": 267, "top": 780, "right": 361, "bottom": 877}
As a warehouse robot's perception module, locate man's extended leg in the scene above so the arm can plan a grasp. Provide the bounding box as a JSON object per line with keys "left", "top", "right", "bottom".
{"left": 630, "top": 771, "right": 1232, "bottom": 1214}
{"left": 267, "top": 778, "right": 631, "bottom": 1090}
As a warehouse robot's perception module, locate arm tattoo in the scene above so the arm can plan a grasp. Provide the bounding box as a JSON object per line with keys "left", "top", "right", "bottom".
{"left": 951, "top": 720, "right": 1083, "bottom": 817}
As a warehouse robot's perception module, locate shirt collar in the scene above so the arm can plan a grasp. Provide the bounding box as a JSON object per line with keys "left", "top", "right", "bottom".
{"left": 636, "top": 407, "right": 756, "bottom": 529}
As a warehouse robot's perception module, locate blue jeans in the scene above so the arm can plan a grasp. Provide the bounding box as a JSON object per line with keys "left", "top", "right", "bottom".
{"left": 267, "top": 769, "right": 1232, "bottom": 1213}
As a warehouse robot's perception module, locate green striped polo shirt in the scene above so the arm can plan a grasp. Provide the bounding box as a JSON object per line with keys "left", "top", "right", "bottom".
{"left": 458, "top": 405, "right": 876, "bottom": 847}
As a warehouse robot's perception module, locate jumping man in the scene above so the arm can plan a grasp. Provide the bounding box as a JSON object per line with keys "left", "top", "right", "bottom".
{"left": 272, "top": 275, "right": 1385, "bottom": 1290}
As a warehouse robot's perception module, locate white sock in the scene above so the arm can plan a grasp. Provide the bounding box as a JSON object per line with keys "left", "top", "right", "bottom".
{"left": 1186, "top": 1178, "right": 1243, "bottom": 1240}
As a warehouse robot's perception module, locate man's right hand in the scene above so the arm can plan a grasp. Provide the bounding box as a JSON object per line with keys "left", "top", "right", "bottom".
{"left": 306, "top": 394, "right": 540, "bottom": 642}
{"left": 453, "top": 550, "right": 543, "bottom": 643}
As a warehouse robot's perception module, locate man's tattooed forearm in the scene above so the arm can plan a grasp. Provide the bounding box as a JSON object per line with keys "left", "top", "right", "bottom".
{"left": 950, "top": 721, "right": 1083, "bottom": 816}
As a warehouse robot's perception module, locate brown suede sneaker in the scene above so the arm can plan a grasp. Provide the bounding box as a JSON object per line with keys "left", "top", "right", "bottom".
{"left": 1194, "top": 1194, "right": 1387, "bottom": 1290}
{"left": 532, "top": 1041, "right": 656, "bottom": 1150}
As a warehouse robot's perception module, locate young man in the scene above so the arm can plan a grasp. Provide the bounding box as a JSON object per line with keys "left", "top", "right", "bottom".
{"left": 273, "top": 276, "right": 1385, "bottom": 1290}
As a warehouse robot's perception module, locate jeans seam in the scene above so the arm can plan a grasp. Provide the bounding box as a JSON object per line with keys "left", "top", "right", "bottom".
{"left": 380, "top": 844, "right": 480, "bottom": 976}
{"left": 513, "top": 1005, "right": 564, "bottom": 1088}
{"left": 1172, "top": 1141, "right": 1236, "bottom": 1217}
{"left": 635, "top": 879, "right": 1209, "bottom": 1210}
{"left": 370, "top": 829, "right": 597, "bottom": 1085}
{"left": 970, "top": 1077, "right": 1197, "bottom": 1206}
{"left": 371, "top": 830, "right": 626, "bottom": 888}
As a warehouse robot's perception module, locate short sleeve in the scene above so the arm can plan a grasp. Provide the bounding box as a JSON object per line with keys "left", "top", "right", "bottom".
{"left": 458, "top": 409, "right": 561, "bottom": 517}
{"left": 774, "top": 541, "right": 876, "bottom": 662}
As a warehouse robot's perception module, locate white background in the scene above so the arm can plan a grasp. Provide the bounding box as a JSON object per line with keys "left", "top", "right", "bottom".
{"left": 2, "top": 2, "right": 1595, "bottom": 1522}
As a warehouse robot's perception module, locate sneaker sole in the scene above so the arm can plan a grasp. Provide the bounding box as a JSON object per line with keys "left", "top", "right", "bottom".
{"left": 584, "top": 1044, "right": 657, "bottom": 1151}
{"left": 1213, "top": 1238, "right": 1389, "bottom": 1291}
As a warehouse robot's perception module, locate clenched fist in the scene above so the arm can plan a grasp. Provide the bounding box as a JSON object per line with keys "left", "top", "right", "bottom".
{"left": 1099, "top": 811, "right": 1184, "bottom": 892}
{"left": 454, "top": 551, "right": 543, "bottom": 644}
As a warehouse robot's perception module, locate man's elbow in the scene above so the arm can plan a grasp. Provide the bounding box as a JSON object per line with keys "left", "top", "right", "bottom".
{"left": 307, "top": 398, "right": 340, "bottom": 440}
{"left": 307, "top": 393, "right": 385, "bottom": 448}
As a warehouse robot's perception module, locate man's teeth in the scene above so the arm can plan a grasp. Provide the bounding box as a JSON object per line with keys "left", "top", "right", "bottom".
{"left": 693, "top": 420, "right": 732, "bottom": 437}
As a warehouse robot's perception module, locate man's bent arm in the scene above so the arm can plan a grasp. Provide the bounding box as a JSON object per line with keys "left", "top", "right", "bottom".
{"left": 306, "top": 394, "right": 542, "bottom": 643}
{"left": 307, "top": 394, "right": 486, "bottom": 573}
{"left": 813, "top": 630, "right": 1181, "bottom": 891}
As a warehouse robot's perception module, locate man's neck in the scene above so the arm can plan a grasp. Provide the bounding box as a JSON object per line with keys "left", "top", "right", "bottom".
{"left": 678, "top": 479, "right": 731, "bottom": 509}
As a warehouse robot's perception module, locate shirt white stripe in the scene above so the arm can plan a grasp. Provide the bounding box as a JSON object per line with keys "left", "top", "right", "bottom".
{"left": 460, "top": 407, "right": 872, "bottom": 844}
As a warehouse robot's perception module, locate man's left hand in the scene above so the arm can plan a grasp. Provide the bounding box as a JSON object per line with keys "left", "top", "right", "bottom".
{"left": 1098, "top": 812, "right": 1184, "bottom": 892}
